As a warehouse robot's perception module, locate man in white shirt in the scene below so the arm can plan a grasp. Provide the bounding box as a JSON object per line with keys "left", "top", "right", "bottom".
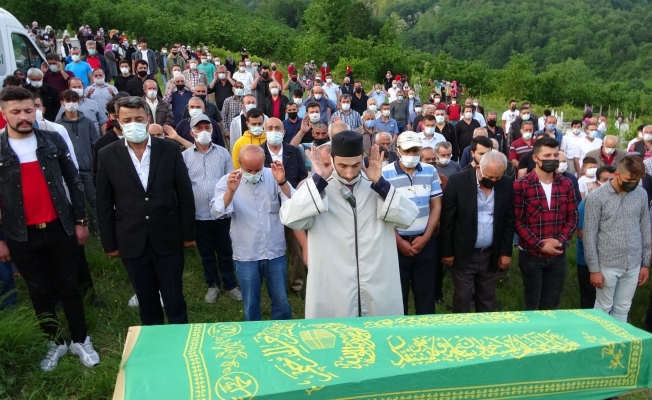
{"left": 501, "top": 100, "right": 519, "bottom": 139}
{"left": 574, "top": 122, "right": 602, "bottom": 175}
{"left": 420, "top": 114, "right": 446, "bottom": 148}
{"left": 232, "top": 60, "right": 255, "bottom": 95}
{"left": 322, "top": 73, "right": 340, "bottom": 105}
{"left": 561, "top": 119, "right": 585, "bottom": 176}
{"left": 84, "top": 69, "right": 117, "bottom": 115}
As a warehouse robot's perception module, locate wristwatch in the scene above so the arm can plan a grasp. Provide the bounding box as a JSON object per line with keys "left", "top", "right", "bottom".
{"left": 75, "top": 219, "right": 89, "bottom": 227}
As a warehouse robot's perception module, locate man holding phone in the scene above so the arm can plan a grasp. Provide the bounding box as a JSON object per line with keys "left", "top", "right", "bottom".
{"left": 513, "top": 137, "right": 578, "bottom": 310}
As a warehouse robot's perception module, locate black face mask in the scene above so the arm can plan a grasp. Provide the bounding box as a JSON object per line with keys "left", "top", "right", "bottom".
{"left": 137, "top": 70, "right": 148, "bottom": 77}
{"left": 487, "top": 120, "right": 497, "bottom": 127}
{"left": 510, "top": 105, "right": 517, "bottom": 111}
{"left": 271, "top": 66, "right": 277, "bottom": 71}
{"left": 620, "top": 178, "right": 639, "bottom": 193}
{"left": 197, "top": 94, "right": 206, "bottom": 101}
{"left": 176, "top": 84, "right": 186, "bottom": 91}
{"left": 291, "top": 77, "right": 297, "bottom": 82}
{"left": 261, "top": 72, "right": 269, "bottom": 79}
{"left": 172, "top": 52, "right": 178, "bottom": 55}
{"left": 478, "top": 169, "right": 496, "bottom": 188}
{"left": 538, "top": 159, "right": 559, "bottom": 173}
{"left": 287, "top": 112, "right": 298, "bottom": 120}
{"left": 355, "top": 87, "right": 362, "bottom": 93}
{"left": 313, "top": 138, "right": 329, "bottom": 146}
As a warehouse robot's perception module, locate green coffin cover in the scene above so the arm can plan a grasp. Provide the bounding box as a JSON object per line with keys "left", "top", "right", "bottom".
{"left": 113, "top": 309, "right": 652, "bottom": 399}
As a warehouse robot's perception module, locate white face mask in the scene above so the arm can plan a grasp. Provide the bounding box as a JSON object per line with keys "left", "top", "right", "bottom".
{"left": 521, "top": 113, "right": 530, "bottom": 120}
{"left": 245, "top": 104, "right": 257, "bottom": 112}
{"left": 266, "top": 131, "right": 284, "bottom": 146}
{"left": 399, "top": 151, "right": 420, "bottom": 168}
{"left": 585, "top": 167, "right": 597, "bottom": 178}
{"left": 326, "top": 78, "right": 332, "bottom": 83}
{"left": 146, "top": 90, "right": 157, "bottom": 99}
{"left": 122, "top": 122, "right": 149, "bottom": 143}
{"left": 438, "top": 156, "right": 451, "bottom": 166}
{"left": 234, "top": 88, "right": 244, "bottom": 97}
{"left": 173, "top": 71, "right": 181, "bottom": 77}
{"left": 121, "top": 67, "right": 130, "bottom": 74}
{"left": 31, "top": 80, "right": 43, "bottom": 88}
{"left": 270, "top": 88, "right": 279, "bottom": 95}
{"left": 341, "top": 103, "right": 350, "bottom": 111}
{"left": 189, "top": 109, "right": 202, "bottom": 118}
{"left": 588, "top": 130, "right": 597, "bottom": 139}
{"left": 314, "top": 94, "right": 322, "bottom": 100}
{"left": 239, "top": 67, "right": 245, "bottom": 72}
{"left": 35, "top": 108, "right": 44, "bottom": 121}
{"left": 435, "top": 115, "right": 445, "bottom": 124}
{"left": 308, "top": 113, "right": 321, "bottom": 123}
{"left": 293, "top": 98, "right": 303, "bottom": 105}
{"left": 249, "top": 126, "right": 264, "bottom": 136}
{"left": 603, "top": 147, "right": 616, "bottom": 155}
{"left": 572, "top": 128, "right": 581, "bottom": 135}
{"left": 190, "top": 63, "right": 197, "bottom": 69}
{"left": 522, "top": 132, "right": 533, "bottom": 141}
{"left": 64, "top": 102, "right": 79, "bottom": 112}
{"left": 451, "top": 100, "right": 457, "bottom": 104}
{"left": 195, "top": 130, "right": 212, "bottom": 145}
{"left": 556, "top": 162, "right": 568, "bottom": 174}
{"left": 472, "top": 102, "right": 479, "bottom": 107}
{"left": 218, "top": 73, "right": 226, "bottom": 80}
{"left": 464, "top": 112, "right": 473, "bottom": 119}
{"left": 331, "top": 158, "right": 361, "bottom": 186}
{"left": 242, "top": 169, "right": 263, "bottom": 184}
{"left": 71, "top": 55, "right": 80, "bottom": 61}
{"left": 424, "top": 127, "right": 435, "bottom": 136}
{"left": 644, "top": 134, "right": 652, "bottom": 141}
{"left": 368, "top": 105, "right": 378, "bottom": 112}
{"left": 94, "top": 78, "right": 105, "bottom": 86}
{"left": 72, "top": 88, "right": 84, "bottom": 97}
{"left": 414, "top": 107, "right": 422, "bottom": 113}
{"left": 434, "top": 98, "right": 441, "bottom": 103}
{"left": 381, "top": 110, "right": 390, "bottom": 117}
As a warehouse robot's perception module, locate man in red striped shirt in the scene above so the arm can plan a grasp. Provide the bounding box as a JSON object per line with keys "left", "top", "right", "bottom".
{"left": 509, "top": 120, "right": 535, "bottom": 169}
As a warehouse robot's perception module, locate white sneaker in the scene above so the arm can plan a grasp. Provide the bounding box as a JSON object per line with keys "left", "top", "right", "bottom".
{"left": 128, "top": 294, "right": 139, "bottom": 308}
{"left": 69, "top": 336, "right": 100, "bottom": 367}
{"left": 225, "top": 287, "right": 243, "bottom": 301}
{"left": 40, "top": 341, "right": 68, "bottom": 372}
{"left": 205, "top": 287, "right": 219, "bottom": 303}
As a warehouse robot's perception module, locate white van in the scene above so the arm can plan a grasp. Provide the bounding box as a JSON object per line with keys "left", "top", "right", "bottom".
{"left": 0, "top": 7, "right": 46, "bottom": 85}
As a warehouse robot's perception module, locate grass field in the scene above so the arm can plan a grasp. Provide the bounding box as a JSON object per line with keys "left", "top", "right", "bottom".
{"left": 1, "top": 235, "right": 651, "bottom": 399}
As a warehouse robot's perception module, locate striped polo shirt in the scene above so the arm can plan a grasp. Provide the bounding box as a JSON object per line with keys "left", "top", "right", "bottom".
{"left": 382, "top": 161, "right": 442, "bottom": 236}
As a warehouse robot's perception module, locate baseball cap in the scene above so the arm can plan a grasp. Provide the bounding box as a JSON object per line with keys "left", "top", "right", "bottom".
{"left": 397, "top": 131, "right": 423, "bottom": 150}
{"left": 190, "top": 114, "right": 210, "bottom": 127}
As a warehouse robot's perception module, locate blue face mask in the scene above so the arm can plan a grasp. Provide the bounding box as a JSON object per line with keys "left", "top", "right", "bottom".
{"left": 242, "top": 170, "right": 263, "bottom": 184}
{"left": 364, "top": 120, "right": 375, "bottom": 129}
{"left": 546, "top": 124, "right": 556, "bottom": 131}
{"left": 397, "top": 96, "right": 404, "bottom": 101}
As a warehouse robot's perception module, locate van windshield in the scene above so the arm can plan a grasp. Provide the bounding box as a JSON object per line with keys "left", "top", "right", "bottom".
{"left": 11, "top": 33, "right": 44, "bottom": 74}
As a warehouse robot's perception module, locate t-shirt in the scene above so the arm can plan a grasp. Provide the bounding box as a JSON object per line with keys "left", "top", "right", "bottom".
{"left": 502, "top": 109, "right": 519, "bottom": 128}
{"left": 509, "top": 138, "right": 533, "bottom": 161}
{"left": 578, "top": 175, "right": 596, "bottom": 195}
{"left": 517, "top": 150, "right": 536, "bottom": 173}
{"left": 65, "top": 61, "right": 93, "bottom": 87}
{"left": 434, "top": 161, "right": 461, "bottom": 178}
{"left": 575, "top": 138, "right": 603, "bottom": 168}
{"left": 540, "top": 181, "right": 553, "bottom": 210}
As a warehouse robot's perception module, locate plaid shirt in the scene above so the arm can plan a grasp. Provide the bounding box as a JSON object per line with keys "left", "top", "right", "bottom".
{"left": 513, "top": 169, "right": 578, "bottom": 258}
{"left": 222, "top": 96, "right": 243, "bottom": 134}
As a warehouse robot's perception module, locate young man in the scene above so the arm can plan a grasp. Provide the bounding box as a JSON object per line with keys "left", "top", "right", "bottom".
{"left": 583, "top": 156, "right": 650, "bottom": 322}
{"left": 513, "top": 137, "right": 578, "bottom": 310}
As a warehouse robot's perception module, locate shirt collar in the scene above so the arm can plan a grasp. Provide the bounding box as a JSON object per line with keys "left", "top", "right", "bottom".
{"left": 193, "top": 142, "right": 215, "bottom": 153}
{"left": 393, "top": 160, "right": 422, "bottom": 175}
{"left": 268, "top": 143, "right": 283, "bottom": 156}
{"left": 124, "top": 135, "right": 152, "bottom": 148}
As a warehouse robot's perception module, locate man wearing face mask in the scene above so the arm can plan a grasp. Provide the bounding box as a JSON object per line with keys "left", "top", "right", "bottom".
{"left": 283, "top": 70, "right": 306, "bottom": 99}
{"left": 354, "top": 110, "right": 382, "bottom": 155}
{"left": 348, "top": 81, "right": 368, "bottom": 116}
{"left": 509, "top": 106, "right": 539, "bottom": 144}
{"left": 182, "top": 85, "right": 223, "bottom": 130}
{"left": 114, "top": 60, "right": 134, "bottom": 93}
{"left": 455, "top": 106, "right": 481, "bottom": 158}
{"left": 434, "top": 142, "right": 461, "bottom": 178}
{"left": 209, "top": 66, "right": 236, "bottom": 111}
{"left": 330, "top": 95, "right": 361, "bottom": 130}
{"left": 132, "top": 38, "right": 157, "bottom": 80}
{"left": 283, "top": 102, "right": 303, "bottom": 143}
{"left": 165, "top": 46, "right": 186, "bottom": 77}
{"left": 222, "top": 82, "right": 245, "bottom": 136}
{"left": 182, "top": 114, "right": 242, "bottom": 304}
{"left": 84, "top": 69, "right": 117, "bottom": 116}
{"left": 509, "top": 120, "right": 535, "bottom": 169}
{"left": 165, "top": 74, "right": 193, "bottom": 126}
{"left": 485, "top": 112, "right": 506, "bottom": 155}
{"left": 229, "top": 95, "right": 268, "bottom": 144}
{"left": 26, "top": 68, "right": 59, "bottom": 122}
{"left": 560, "top": 120, "right": 585, "bottom": 176}
{"left": 233, "top": 61, "right": 255, "bottom": 96}
{"left": 501, "top": 100, "right": 519, "bottom": 137}
{"left": 231, "top": 108, "right": 268, "bottom": 169}
{"left": 629, "top": 125, "right": 652, "bottom": 160}
{"left": 33, "top": 94, "right": 79, "bottom": 170}
{"left": 574, "top": 122, "right": 603, "bottom": 175}
{"left": 514, "top": 137, "right": 578, "bottom": 311}
{"left": 583, "top": 156, "right": 650, "bottom": 322}
{"left": 254, "top": 66, "right": 275, "bottom": 107}
{"left": 302, "top": 86, "right": 336, "bottom": 123}
{"left": 280, "top": 131, "right": 419, "bottom": 318}
{"left": 43, "top": 54, "right": 75, "bottom": 95}
{"left": 211, "top": 145, "right": 293, "bottom": 321}
{"left": 55, "top": 90, "right": 100, "bottom": 231}
{"left": 93, "top": 93, "right": 130, "bottom": 181}
{"left": 382, "top": 132, "right": 442, "bottom": 315}
{"left": 290, "top": 102, "right": 325, "bottom": 147}
{"left": 368, "top": 84, "right": 388, "bottom": 106}
{"left": 376, "top": 103, "right": 399, "bottom": 145}
{"left": 83, "top": 41, "right": 110, "bottom": 80}
{"left": 176, "top": 97, "right": 224, "bottom": 148}
{"left": 584, "top": 135, "right": 626, "bottom": 169}
{"left": 54, "top": 78, "right": 108, "bottom": 136}
{"left": 96, "top": 96, "right": 196, "bottom": 326}
{"left": 142, "top": 80, "right": 173, "bottom": 127}
{"left": 555, "top": 151, "right": 582, "bottom": 205}
{"left": 263, "top": 81, "right": 289, "bottom": 120}
{"left": 441, "top": 151, "right": 514, "bottom": 313}
{"left": 126, "top": 60, "right": 157, "bottom": 98}
{"left": 534, "top": 115, "right": 562, "bottom": 144}
{"left": 367, "top": 98, "right": 380, "bottom": 119}
{"left": 197, "top": 54, "right": 216, "bottom": 84}
{"left": 65, "top": 47, "right": 93, "bottom": 88}
{"left": 183, "top": 59, "right": 208, "bottom": 90}
{"left": 420, "top": 114, "right": 446, "bottom": 149}
{"left": 389, "top": 90, "right": 411, "bottom": 134}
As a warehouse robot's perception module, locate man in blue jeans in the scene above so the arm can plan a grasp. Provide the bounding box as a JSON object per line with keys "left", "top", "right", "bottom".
{"left": 210, "top": 144, "right": 292, "bottom": 321}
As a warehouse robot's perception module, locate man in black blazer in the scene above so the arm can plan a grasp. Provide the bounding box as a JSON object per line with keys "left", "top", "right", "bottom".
{"left": 260, "top": 117, "right": 308, "bottom": 295}
{"left": 96, "top": 96, "right": 196, "bottom": 325}
{"left": 440, "top": 151, "right": 515, "bottom": 313}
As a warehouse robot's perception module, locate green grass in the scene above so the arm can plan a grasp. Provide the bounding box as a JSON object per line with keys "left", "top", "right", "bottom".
{"left": 1, "top": 236, "right": 651, "bottom": 399}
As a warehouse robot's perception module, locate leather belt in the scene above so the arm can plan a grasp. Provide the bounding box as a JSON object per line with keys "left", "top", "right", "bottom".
{"left": 29, "top": 220, "right": 58, "bottom": 229}
{"left": 473, "top": 246, "right": 492, "bottom": 253}
{"left": 400, "top": 234, "right": 423, "bottom": 243}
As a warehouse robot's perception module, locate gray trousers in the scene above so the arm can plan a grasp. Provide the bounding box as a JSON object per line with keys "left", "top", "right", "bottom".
{"left": 452, "top": 249, "right": 498, "bottom": 313}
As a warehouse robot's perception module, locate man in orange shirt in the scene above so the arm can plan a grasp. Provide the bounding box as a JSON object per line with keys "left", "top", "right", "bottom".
{"left": 270, "top": 62, "right": 284, "bottom": 89}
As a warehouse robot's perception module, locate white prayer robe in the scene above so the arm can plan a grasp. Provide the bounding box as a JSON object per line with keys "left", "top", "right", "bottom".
{"left": 280, "top": 173, "right": 419, "bottom": 319}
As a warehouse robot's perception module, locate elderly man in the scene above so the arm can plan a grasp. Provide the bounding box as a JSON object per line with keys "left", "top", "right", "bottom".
{"left": 383, "top": 132, "right": 442, "bottom": 315}
{"left": 182, "top": 115, "right": 241, "bottom": 303}
{"left": 441, "top": 151, "right": 515, "bottom": 313}
{"left": 329, "top": 121, "right": 349, "bottom": 138}
{"left": 261, "top": 118, "right": 308, "bottom": 295}
{"left": 377, "top": 103, "right": 399, "bottom": 144}
{"left": 183, "top": 59, "right": 208, "bottom": 90}
{"left": 142, "top": 80, "right": 174, "bottom": 126}
{"left": 210, "top": 145, "right": 293, "bottom": 321}
{"left": 25, "top": 68, "right": 59, "bottom": 121}
{"left": 56, "top": 78, "right": 107, "bottom": 135}
{"left": 175, "top": 97, "right": 224, "bottom": 147}
{"left": 585, "top": 135, "right": 626, "bottom": 168}
{"left": 187, "top": 84, "right": 223, "bottom": 127}
{"left": 630, "top": 124, "right": 652, "bottom": 160}
{"left": 355, "top": 110, "right": 382, "bottom": 155}
{"left": 148, "top": 124, "right": 164, "bottom": 138}
{"left": 434, "top": 141, "right": 461, "bottom": 178}
{"left": 367, "top": 97, "right": 380, "bottom": 119}
{"left": 302, "top": 85, "right": 336, "bottom": 123}
{"left": 96, "top": 96, "right": 196, "bottom": 326}
{"left": 281, "top": 131, "right": 419, "bottom": 318}
{"left": 363, "top": 132, "right": 398, "bottom": 167}
{"left": 84, "top": 69, "right": 116, "bottom": 114}
{"left": 262, "top": 81, "right": 289, "bottom": 120}
{"left": 534, "top": 114, "right": 563, "bottom": 144}
{"left": 165, "top": 74, "right": 193, "bottom": 126}
{"left": 331, "top": 94, "right": 361, "bottom": 130}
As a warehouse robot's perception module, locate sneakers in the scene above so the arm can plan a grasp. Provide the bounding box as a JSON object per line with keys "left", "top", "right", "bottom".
{"left": 225, "top": 287, "right": 243, "bottom": 301}
{"left": 205, "top": 287, "right": 219, "bottom": 303}
{"left": 128, "top": 294, "right": 139, "bottom": 308}
{"left": 40, "top": 341, "right": 68, "bottom": 372}
{"left": 69, "top": 336, "right": 100, "bottom": 367}
{"left": 128, "top": 293, "right": 164, "bottom": 308}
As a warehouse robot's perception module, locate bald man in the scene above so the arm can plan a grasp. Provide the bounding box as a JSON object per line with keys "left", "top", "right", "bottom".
{"left": 148, "top": 123, "right": 164, "bottom": 138}
{"left": 585, "top": 135, "right": 626, "bottom": 168}
{"left": 210, "top": 145, "right": 294, "bottom": 321}
{"left": 329, "top": 121, "right": 349, "bottom": 138}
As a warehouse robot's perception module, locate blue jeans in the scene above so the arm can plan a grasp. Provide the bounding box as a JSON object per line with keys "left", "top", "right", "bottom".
{"left": 195, "top": 219, "right": 238, "bottom": 290}
{"left": 0, "top": 261, "right": 16, "bottom": 309}
{"left": 397, "top": 123, "right": 407, "bottom": 134}
{"left": 235, "top": 256, "right": 292, "bottom": 321}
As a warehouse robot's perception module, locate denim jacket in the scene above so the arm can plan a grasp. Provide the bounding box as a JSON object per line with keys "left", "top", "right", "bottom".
{"left": 0, "top": 129, "right": 87, "bottom": 242}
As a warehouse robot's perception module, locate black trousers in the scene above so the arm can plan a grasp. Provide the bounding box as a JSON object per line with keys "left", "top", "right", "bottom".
{"left": 452, "top": 249, "right": 497, "bottom": 313}
{"left": 646, "top": 288, "right": 652, "bottom": 333}
{"left": 576, "top": 264, "right": 596, "bottom": 309}
{"left": 122, "top": 240, "right": 187, "bottom": 325}
{"left": 52, "top": 245, "right": 95, "bottom": 304}
{"left": 398, "top": 236, "right": 436, "bottom": 315}
{"left": 7, "top": 219, "right": 87, "bottom": 343}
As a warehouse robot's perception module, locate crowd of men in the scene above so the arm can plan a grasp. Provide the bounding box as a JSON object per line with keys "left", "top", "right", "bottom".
{"left": 0, "top": 31, "right": 651, "bottom": 374}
